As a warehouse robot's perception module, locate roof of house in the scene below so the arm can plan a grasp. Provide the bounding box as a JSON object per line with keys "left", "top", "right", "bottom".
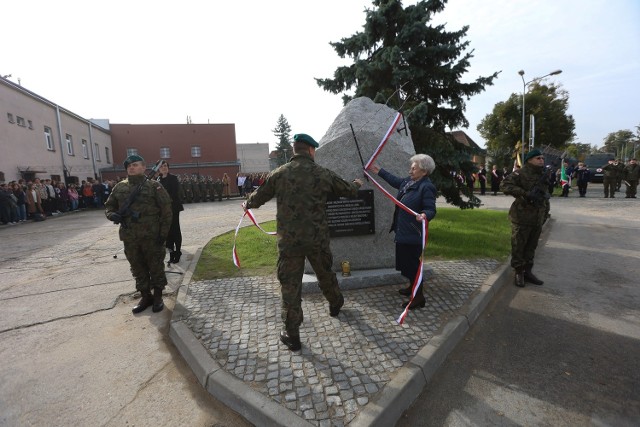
{"left": 449, "top": 130, "right": 484, "bottom": 151}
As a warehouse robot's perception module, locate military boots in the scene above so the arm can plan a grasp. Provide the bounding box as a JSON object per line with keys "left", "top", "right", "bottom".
{"left": 280, "top": 331, "right": 301, "bottom": 351}
{"left": 514, "top": 268, "right": 525, "bottom": 287}
{"left": 152, "top": 287, "right": 164, "bottom": 312}
{"left": 524, "top": 265, "right": 544, "bottom": 286}
{"left": 132, "top": 290, "right": 153, "bottom": 314}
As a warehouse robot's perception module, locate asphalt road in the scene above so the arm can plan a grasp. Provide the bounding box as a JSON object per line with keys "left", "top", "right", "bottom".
{"left": 0, "top": 198, "right": 275, "bottom": 427}
{"left": 398, "top": 184, "right": 640, "bottom": 426}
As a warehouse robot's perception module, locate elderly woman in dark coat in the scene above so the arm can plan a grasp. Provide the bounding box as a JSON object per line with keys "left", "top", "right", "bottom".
{"left": 369, "top": 154, "right": 437, "bottom": 309}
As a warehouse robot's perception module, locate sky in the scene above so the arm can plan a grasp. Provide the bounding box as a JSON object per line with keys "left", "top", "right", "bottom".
{"left": 2, "top": 0, "right": 639, "bottom": 152}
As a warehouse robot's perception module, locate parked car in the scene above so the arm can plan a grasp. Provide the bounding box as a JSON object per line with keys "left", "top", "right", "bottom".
{"left": 584, "top": 153, "right": 615, "bottom": 183}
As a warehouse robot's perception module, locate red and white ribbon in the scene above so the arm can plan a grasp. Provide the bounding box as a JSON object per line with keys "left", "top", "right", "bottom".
{"left": 232, "top": 208, "right": 276, "bottom": 268}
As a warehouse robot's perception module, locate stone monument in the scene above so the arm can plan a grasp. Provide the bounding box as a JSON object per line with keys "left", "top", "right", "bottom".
{"left": 303, "top": 97, "right": 425, "bottom": 289}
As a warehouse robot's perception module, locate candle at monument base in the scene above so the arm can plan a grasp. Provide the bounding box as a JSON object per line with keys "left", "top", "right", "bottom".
{"left": 341, "top": 261, "right": 351, "bottom": 277}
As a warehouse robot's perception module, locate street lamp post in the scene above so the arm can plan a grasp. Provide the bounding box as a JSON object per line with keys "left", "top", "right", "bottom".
{"left": 518, "top": 69, "right": 562, "bottom": 164}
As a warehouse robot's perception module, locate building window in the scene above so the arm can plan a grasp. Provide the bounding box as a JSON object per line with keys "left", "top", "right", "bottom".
{"left": 81, "top": 140, "right": 89, "bottom": 159}
{"left": 126, "top": 148, "right": 138, "bottom": 157}
{"left": 28, "top": 120, "right": 33, "bottom": 129}
{"left": 66, "top": 134, "right": 74, "bottom": 155}
{"left": 105, "top": 147, "right": 111, "bottom": 164}
{"left": 160, "top": 147, "right": 171, "bottom": 159}
{"left": 94, "top": 143, "right": 101, "bottom": 161}
{"left": 191, "top": 146, "right": 201, "bottom": 158}
{"left": 17, "top": 116, "right": 26, "bottom": 127}
{"left": 7, "top": 113, "right": 14, "bottom": 123}
{"left": 44, "top": 127, "right": 54, "bottom": 150}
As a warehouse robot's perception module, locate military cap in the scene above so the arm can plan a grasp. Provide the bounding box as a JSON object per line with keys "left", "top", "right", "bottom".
{"left": 123, "top": 154, "right": 145, "bottom": 168}
{"left": 293, "top": 133, "right": 319, "bottom": 148}
{"left": 524, "top": 149, "right": 542, "bottom": 163}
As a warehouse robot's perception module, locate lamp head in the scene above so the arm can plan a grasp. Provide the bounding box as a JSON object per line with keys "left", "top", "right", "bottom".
{"left": 518, "top": 70, "right": 525, "bottom": 76}
{"left": 550, "top": 69, "right": 562, "bottom": 76}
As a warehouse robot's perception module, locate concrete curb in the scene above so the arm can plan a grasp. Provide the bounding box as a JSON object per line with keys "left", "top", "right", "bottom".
{"left": 170, "top": 244, "right": 511, "bottom": 426}
{"left": 348, "top": 261, "right": 512, "bottom": 426}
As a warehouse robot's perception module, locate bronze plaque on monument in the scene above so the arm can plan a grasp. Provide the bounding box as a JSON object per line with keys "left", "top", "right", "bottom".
{"left": 327, "top": 190, "right": 375, "bottom": 237}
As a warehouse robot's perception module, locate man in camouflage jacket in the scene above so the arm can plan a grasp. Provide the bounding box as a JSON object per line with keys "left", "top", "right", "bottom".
{"left": 243, "top": 133, "right": 363, "bottom": 351}
{"left": 500, "top": 149, "right": 549, "bottom": 288}
{"left": 623, "top": 158, "right": 639, "bottom": 198}
{"left": 105, "top": 155, "right": 173, "bottom": 314}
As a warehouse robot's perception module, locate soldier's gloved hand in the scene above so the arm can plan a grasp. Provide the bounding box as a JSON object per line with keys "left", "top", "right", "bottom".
{"left": 109, "top": 213, "right": 122, "bottom": 224}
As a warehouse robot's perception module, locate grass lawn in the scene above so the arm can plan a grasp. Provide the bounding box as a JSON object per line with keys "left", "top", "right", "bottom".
{"left": 192, "top": 207, "right": 511, "bottom": 281}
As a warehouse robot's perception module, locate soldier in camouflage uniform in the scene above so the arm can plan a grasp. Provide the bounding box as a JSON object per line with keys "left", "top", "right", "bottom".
{"left": 213, "top": 178, "right": 223, "bottom": 201}
{"left": 500, "top": 148, "right": 549, "bottom": 288}
{"left": 602, "top": 159, "right": 618, "bottom": 198}
{"left": 198, "top": 177, "right": 207, "bottom": 202}
{"left": 105, "top": 155, "right": 173, "bottom": 314}
{"left": 243, "top": 133, "right": 363, "bottom": 351}
{"left": 192, "top": 176, "right": 201, "bottom": 203}
{"left": 623, "top": 158, "right": 639, "bottom": 198}
{"left": 205, "top": 177, "right": 214, "bottom": 202}
{"left": 182, "top": 176, "right": 193, "bottom": 203}
{"left": 614, "top": 159, "right": 625, "bottom": 192}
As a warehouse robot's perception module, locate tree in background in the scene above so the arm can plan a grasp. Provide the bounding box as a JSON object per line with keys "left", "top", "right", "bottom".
{"left": 272, "top": 114, "right": 293, "bottom": 167}
{"left": 316, "top": 0, "right": 498, "bottom": 208}
{"left": 601, "top": 129, "right": 636, "bottom": 160}
{"left": 564, "top": 141, "right": 597, "bottom": 161}
{"left": 477, "top": 82, "right": 575, "bottom": 167}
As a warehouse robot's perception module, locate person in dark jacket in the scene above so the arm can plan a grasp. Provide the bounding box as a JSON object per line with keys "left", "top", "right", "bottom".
{"left": 157, "top": 161, "right": 184, "bottom": 263}
{"left": 369, "top": 154, "right": 437, "bottom": 310}
{"left": 574, "top": 162, "right": 591, "bottom": 197}
{"left": 500, "top": 149, "right": 550, "bottom": 287}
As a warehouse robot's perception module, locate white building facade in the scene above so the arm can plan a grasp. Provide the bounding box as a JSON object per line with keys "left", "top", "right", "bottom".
{"left": 0, "top": 76, "right": 112, "bottom": 184}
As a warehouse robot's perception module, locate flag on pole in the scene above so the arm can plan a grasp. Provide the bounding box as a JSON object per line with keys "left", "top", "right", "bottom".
{"left": 560, "top": 161, "right": 569, "bottom": 187}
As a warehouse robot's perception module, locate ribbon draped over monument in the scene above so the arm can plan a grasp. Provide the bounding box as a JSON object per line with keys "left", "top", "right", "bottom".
{"left": 232, "top": 108, "right": 430, "bottom": 324}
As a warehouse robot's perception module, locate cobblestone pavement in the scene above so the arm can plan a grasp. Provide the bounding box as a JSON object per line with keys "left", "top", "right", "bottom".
{"left": 179, "top": 259, "right": 501, "bottom": 426}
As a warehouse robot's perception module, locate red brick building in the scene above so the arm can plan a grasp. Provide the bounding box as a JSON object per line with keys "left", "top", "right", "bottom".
{"left": 101, "top": 123, "right": 240, "bottom": 181}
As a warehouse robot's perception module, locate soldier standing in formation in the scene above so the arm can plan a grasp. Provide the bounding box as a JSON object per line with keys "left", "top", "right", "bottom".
{"left": 105, "top": 155, "right": 173, "bottom": 314}
{"left": 623, "top": 158, "right": 639, "bottom": 198}
{"left": 601, "top": 159, "right": 619, "bottom": 198}
{"left": 500, "top": 148, "right": 549, "bottom": 288}
{"left": 243, "top": 133, "right": 363, "bottom": 352}
{"left": 213, "top": 177, "right": 223, "bottom": 201}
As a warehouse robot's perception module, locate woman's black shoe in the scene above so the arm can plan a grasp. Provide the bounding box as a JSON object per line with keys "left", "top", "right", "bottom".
{"left": 173, "top": 250, "right": 182, "bottom": 263}
{"left": 402, "top": 299, "right": 426, "bottom": 310}
{"left": 398, "top": 286, "right": 412, "bottom": 296}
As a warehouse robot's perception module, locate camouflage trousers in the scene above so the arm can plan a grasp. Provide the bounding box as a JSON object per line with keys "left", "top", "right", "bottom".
{"left": 123, "top": 240, "right": 167, "bottom": 293}
{"left": 625, "top": 180, "right": 638, "bottom": 198}
{"left": 603, "top": 177, "right": 616, "bottom": 197}
{"left": 277, "top": 245, "right": 342, "bottom": 337}
{"left": 510, "top": 223, "right": 543, "bottom": 270}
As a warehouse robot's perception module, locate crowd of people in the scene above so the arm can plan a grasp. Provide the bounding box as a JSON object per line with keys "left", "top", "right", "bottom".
{"left": 465, "top": 157, "right": 639, "bottom": 199}
{"left": 0, "top": 170, "right": 273, "bottom": 226}
{"left": 0, "top": 177, "right": 114, "bottom": 225}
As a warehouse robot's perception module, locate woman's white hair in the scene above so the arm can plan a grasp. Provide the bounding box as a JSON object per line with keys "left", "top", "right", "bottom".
{"left": 410, "top": 154, "right": 436, "bottom": 175}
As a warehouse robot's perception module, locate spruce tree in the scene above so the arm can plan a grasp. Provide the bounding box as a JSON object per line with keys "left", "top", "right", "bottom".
{"left": 316, "top": 0, "right": 498, "bottom": 208}
{"left": 272, "top": 114, "right": 293, "bottom": 167}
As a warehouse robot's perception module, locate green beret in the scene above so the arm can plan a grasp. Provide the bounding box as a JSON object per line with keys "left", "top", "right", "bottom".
{"left": 524, "top": 149, "right": 542, "bottom": 163}
{"left": 123, "top": 154, "right": 145, "bottom": 168}
{"left": 293, "top": 133, "right": 319, "bottom": 148}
